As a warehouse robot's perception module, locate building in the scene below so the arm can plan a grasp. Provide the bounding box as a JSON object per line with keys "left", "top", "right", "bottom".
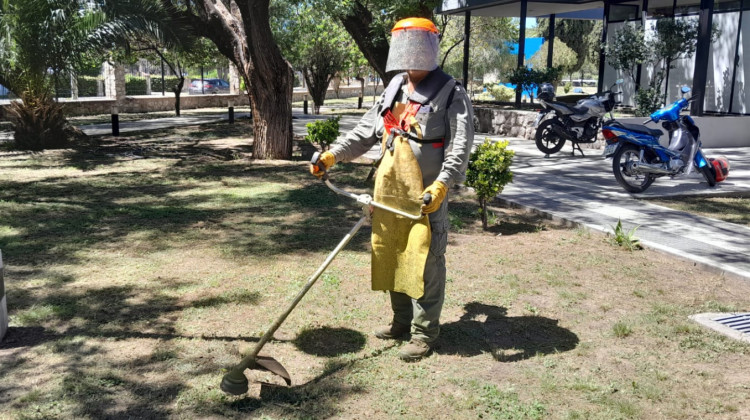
{"left": 437, "top": 0, "right": 749, "bottom": 117}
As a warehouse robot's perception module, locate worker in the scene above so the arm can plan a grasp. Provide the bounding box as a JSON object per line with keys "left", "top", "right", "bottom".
{"left": 311, "top": 17, "right": 474, "bottom": 361}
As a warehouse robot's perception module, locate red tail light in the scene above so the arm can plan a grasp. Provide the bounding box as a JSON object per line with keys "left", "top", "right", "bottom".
{"left": 601, "top": 128, "right": 617, "bottom": 141}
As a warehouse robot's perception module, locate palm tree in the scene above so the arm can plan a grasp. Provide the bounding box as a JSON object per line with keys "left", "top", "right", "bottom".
{"left": 0, "top": 0, "right": 194, "bottom": 149}
{"left": 0, "top": 0, "right": 105, "bottom": 150}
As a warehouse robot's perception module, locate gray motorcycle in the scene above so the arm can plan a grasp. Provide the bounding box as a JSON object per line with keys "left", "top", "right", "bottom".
{"left": 533, "top": 80, "right": 622, "bottom": 157}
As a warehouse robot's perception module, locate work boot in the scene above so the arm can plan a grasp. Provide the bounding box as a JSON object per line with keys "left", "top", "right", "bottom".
{"left": 373, "top": 321, "right": 410, "bottom": 340}
{"left": 398, "top": 338, "right": 431, "bottom": 361}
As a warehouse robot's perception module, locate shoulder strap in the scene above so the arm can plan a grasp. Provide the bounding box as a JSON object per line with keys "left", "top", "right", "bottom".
{"left": 380, "top": 73, "right": 407, "bottom": 116}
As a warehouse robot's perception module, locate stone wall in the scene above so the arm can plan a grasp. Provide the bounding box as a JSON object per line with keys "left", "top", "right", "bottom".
{"left": 473, "top": 106, "right": 750, "bottom": 148}
{"left": 0, "top": 84, "right": 383, "bottom": 118}
{"left": 474, "top": 107, "right": 538, "bottom": 140}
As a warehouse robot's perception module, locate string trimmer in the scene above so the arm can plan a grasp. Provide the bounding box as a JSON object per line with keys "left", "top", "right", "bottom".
{"left": 220, "top": 152, "right": 430, "bottom": 395}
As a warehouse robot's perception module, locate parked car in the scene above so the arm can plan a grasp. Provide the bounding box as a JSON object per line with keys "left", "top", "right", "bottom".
{"left": 189, "top": 78, "right": 230, "bottom": 95}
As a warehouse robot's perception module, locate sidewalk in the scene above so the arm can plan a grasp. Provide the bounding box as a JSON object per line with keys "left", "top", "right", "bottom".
{"left": 76, "top": 111, "right": 750, "bottom": 281}
{"left": 488, "top": 137, "right": 750, "bottom": 281}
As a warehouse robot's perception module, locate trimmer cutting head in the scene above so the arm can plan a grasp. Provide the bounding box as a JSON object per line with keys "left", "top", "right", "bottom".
{"left": 220, "top": 355, "right": 292, "bottom": 395}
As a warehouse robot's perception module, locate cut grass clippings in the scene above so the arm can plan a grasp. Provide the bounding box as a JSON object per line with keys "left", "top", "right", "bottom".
{"left": 0, "top": 121, "right": 748, "bottom": 419}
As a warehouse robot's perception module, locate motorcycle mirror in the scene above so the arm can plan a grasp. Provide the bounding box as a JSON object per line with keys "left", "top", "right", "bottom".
{"left": 681, "top": 86, "right": 691, "bottom": 94}
{"left": 616, "top": 79, "right": 624, "bottom": 85}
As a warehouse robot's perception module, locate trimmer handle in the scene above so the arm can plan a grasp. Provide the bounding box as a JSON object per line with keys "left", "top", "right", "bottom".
{"left": 423, "top": 193, "right": 432, "bottom": 205}
{"left": 310, "top": 152, "right": 328, "bottom": 180}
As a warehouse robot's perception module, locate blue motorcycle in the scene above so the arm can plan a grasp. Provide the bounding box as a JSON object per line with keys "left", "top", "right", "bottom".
{"left": 601, "top": 87, "right": 716, "bottom": 193}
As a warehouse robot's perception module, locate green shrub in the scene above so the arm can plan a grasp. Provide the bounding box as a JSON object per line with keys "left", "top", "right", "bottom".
{"left": 490, "top": 85, "right": 514, "bottom": 102}
{"left": 473, "top": 92, "right": 495, "bottom": 102}
{"left": 563, "top": 81, "right": 572, "bottom": 94}
{"left": 505, "top": 66, "right": 562, "bottom": 102}
{"left": 465, "top": 139, "right": 514, "bottom": 230}
{"left": 77, "top": 76, "right": 100, "bottom": 97}
{"left": 151, "top": 76, "right": 183, "bottom": 93}
{"left": 635, "top": 87, "right": 662, "bottom": 117}
{"left": 305, "top": 116, "right": 340, "bottom": 150}
{"left": 125, "top": 75, "right": 148, "bottom": 95}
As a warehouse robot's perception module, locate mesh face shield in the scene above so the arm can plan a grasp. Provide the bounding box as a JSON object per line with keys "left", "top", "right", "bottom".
{"left": 385, "top": 24, "right": 440, "bottom": 72}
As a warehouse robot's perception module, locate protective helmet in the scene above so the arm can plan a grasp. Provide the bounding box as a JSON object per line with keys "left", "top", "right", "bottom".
{"left": 537, "top": 83, "right": 555, "bottom": 101}
{"left": 385, "top": 18, "right": 440, "bottom": 73}
{"left": 710, "top": 156, "right": 730, "bottom": 182}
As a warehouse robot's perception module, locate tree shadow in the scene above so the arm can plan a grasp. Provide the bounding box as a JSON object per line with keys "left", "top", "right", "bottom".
{"left": 437, "top": 302, "right": 579, "bottom": 362}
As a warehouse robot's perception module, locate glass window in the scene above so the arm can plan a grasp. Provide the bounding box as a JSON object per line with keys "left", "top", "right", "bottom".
{"left": 714, "top": 0, "right": 742, "bottom": 11}
{"left": 610, "top": 4, "right": 640, "bottom": 21}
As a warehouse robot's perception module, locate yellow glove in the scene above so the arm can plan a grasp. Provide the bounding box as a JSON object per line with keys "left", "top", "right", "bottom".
{"left": 420, "top": 181, "right": 448, "bottom": 214}
{"left": 310, "top": 151, "right": 335, "bottom": 178}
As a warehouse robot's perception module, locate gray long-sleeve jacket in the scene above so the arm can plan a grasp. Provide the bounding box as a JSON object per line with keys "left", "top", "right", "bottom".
{"left": 329, "top": 69, "right": 474, "bottom": 189}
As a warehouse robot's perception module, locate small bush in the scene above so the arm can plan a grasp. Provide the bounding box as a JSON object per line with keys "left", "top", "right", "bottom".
{"left": 151, "top": 76, "right": 183, "bottom": 93}
{"left": 305, "top": 116, "right": 340, "bottom": 150}
{"left": 125, "top": 75, "right": 148, "bottom": 95}
{"left": 465, "top": 139, "right": 514, "bottom": 230}
{"left": 563, "top": 82, "right": 572, "bottom": 94}
{"left": 77, "top": 76, "right": 100, "bottom": 97}
{"left": 490, "top": 85, "right": 514, "bottom": 102}
{"left": 635, "top": 87, "right": 663, "bottom": 117}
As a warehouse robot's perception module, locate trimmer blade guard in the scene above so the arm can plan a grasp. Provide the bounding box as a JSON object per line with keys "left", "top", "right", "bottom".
{"left": 254, "top": 355, "right": 292, "bottom": 386}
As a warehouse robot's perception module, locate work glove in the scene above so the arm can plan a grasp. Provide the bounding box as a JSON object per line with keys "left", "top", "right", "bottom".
{"left": 420, "top": 181, "right": 447, "bottom": 214}
{"left": 310, "top": 151, "right": 335, "bottom": 178}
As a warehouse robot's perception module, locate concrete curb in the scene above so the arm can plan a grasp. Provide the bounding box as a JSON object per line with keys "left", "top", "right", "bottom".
{"left": 496, "top": 195, "right": 750, "bottom": 283}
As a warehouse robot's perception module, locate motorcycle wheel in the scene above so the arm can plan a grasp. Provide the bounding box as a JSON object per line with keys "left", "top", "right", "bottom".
{"left": 535, "top": 120, "right": 566, "bottom": 155}
{"left": 699, "top": 163, "right": 717, "bottom": 187}
{"left": 612, "top": 144, "right": 655, "bottom": 193}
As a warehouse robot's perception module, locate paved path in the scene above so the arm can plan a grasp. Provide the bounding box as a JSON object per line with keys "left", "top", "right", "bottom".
{"left": 80, "top": 112, "right": 252, "bottom": 136}
{"left": 74, "top": 110, "right": 750, "bottom": 281}
{"left": 490, "top": 137, "right": 750, "bottom": 281}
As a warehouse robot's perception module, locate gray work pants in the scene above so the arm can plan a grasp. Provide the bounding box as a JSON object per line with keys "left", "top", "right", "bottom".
{"left": 389, "top": 199, "right": 449, "bottom": 343}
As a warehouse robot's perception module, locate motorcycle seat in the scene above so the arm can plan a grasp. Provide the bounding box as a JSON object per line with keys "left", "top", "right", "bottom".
{"left": 548, "top": 101, "right": 589, "bottom": 115}
{"left": 610, "top": 121, "right": 663, "bottom": 138}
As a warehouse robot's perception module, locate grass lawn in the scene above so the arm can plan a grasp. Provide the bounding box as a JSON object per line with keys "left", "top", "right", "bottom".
{"left": 648, "top": 194, "right": 750, "bottom": 227}
{"left": 0, "top": 121, "right": 748, "bottom": 419}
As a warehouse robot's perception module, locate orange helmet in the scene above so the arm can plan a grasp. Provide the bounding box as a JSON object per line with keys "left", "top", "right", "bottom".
{"left": 386, "top": 18, "right": 440, "bottom": 72}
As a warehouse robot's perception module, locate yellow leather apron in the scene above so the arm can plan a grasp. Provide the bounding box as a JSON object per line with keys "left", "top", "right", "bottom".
{"left": 371, "top": 102, "right": 431, "bottom": 299}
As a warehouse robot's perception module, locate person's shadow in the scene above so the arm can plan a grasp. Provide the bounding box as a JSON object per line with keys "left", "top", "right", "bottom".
{"left": 436, "top": 302, "right": 579, "bottom": 361}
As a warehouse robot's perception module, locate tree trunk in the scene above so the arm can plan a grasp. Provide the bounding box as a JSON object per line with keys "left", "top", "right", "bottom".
{"left": 480, "top": 199, "right": 488, "bottom": 230}
{"left": 172, "top": 77, "right": 184, "bottom": 116}
{"left": 165, "top": 0, "right": 293, "bottom": 159}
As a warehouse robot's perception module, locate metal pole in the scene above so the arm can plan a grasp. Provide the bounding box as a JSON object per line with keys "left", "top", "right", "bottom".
{"left": 547, "top": 14, "right": 556, "bottom": 69}
{"left": 691, "top": 0, "right": 714, "bottom": 116}
{"left": 598, "top": 0, "right": 611, "bottom": 93}
{"left": 463, "top": 11, "right": 471, "bottom": 87}
{"left": 161, "top": 58, "right": 165, "bottom": 96}
{"left": 201, "top": 66, "right": 205, "bottom": 94}
{"left": 516, "top": 0, "right": 528, "bottom": 106}
{"left": 727, "top": 0, "right": 745, "bottom": 114}
{"left": 111, "top": 106, "right": 120, "bottom": 136}
{"left": 635, "top": 0, "right": 648, "bottom": 91}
